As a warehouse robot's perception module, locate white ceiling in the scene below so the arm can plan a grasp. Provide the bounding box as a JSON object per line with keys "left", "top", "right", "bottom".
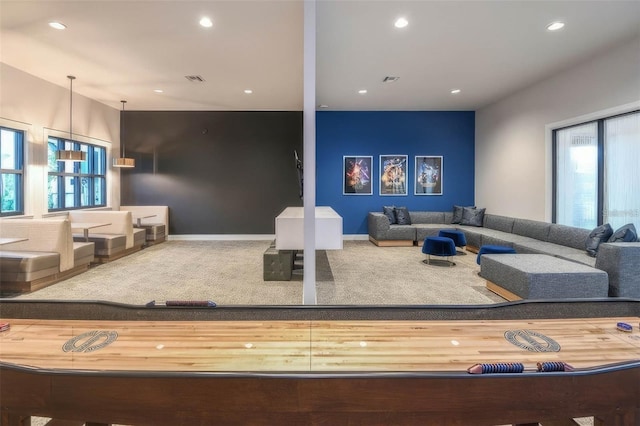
{"left": 1, "top": 0, "right": 639, "bottom": 112}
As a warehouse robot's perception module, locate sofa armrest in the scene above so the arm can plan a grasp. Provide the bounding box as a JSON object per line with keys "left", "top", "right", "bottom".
{"left": 368, "top": 213, "right": 391, "bottom": 240}
{"left": 595, "top": 242, "right": 640, "bottom": 298}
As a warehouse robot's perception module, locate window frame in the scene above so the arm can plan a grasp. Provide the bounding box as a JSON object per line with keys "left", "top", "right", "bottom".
{"left": 47, "top": 136, "right": 107, "bottom": 212}
{"left": 0, "top": 126, "right": 25, "bottom": 217}
{"left": 552, "top": 109, "right": 639, "bottom": 228}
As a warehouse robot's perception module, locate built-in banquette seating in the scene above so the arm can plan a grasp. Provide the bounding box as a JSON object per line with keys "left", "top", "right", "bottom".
{"left": 119, "top": 206, "right": 168, "bottom": 245}
{"left": 0, "top": 219, "right": 94, "bottom": 293}
{"left": 68, "top": 210, "right": 145, "bottom": 262}
{"left": 368, "top": 209, "right": 640, "bottom": 298}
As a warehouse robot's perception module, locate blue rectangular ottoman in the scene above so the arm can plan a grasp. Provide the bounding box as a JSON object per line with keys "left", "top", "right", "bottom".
{"left": 480, "top": 254, "right": 608, "bottom": 301}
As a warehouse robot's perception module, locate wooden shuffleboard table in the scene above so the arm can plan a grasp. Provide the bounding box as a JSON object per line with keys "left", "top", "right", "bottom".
{"left": 1, "top": 301, "right": 640, "bottom": 425}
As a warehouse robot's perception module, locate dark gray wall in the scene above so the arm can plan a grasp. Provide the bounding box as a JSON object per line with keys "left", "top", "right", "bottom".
{"left": 120, "top": 111, "right": 303, "bottom": 235}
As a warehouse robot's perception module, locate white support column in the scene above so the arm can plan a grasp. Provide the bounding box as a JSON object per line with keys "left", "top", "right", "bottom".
{"left": 302, "top": 0, "right": 317, "bottom": 305}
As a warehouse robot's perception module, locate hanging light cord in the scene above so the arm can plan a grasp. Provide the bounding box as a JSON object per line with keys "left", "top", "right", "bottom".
{"left": 68, "top": 75, "right": 75, "bottom": 143}
{"left": 121, "top": 100, "right": 127, "bottom": 157}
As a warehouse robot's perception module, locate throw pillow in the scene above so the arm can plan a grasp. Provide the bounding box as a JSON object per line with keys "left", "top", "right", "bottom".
{"left": 394, "top": 206, "right": 412, "bottom": 225}
{"left": 460, "top": 207, "right": 485, "bottom": 227}
{"left": 452, "top": 205, "right": 475, "bottom": 224}
{"left": 382, "top": 206, "right": 396, "bottom": 224}
{"left": 585, "top": 223, "right": 613, "bottom": 257}
{"left": 608, "top": 223, "right": 638, "bottom": 243}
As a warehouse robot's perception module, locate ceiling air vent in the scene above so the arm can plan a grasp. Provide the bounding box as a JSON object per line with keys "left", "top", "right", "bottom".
{"left": 185, "top": 75, "right": 206, "bottom": 83}
{"left": 382, "top": 76, "right": 400, "bottom": 83}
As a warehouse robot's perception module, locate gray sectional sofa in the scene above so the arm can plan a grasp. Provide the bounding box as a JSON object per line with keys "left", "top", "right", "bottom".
{"left": 368, "top": 211, "right": 640, "bottom": 298}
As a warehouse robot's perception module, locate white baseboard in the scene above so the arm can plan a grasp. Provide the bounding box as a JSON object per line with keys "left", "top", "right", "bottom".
{"left": 167, "top": 234, "right": 369, "bottom": 241}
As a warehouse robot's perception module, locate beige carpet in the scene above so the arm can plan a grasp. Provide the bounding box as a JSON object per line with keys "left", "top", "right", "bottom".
{"left": 15, "top": 240, "right": 504, "bottom": 306}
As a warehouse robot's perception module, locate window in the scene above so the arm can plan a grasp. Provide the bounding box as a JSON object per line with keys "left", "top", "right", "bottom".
{"left": 553, "top": 110, "right": 639, "bottom": 230}
{"left": 48, "top": 137, "right": 106, "bottom": 211}
{"left": 0, "top": 127, "right": 24, "bottom": 216}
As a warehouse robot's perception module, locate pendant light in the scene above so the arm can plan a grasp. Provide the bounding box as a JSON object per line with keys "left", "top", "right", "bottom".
{"left": 113, "top": 100, "right": 135, "bottom": 168}
{"left": 56, "top": 75, "right": 87, "bottom": 162}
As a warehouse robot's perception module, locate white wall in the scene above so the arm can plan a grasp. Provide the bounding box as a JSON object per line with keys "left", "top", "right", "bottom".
{"left": 475, "top": 36, "right": 640, "bottom": 221}
{"left": 0, "top": 63, "right": 121, "bottom": 217}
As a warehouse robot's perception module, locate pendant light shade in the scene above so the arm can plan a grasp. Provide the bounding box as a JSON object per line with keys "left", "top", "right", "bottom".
{"left": 113, "top": 100, "right": 135, "bottom": 168}
{"left": 56, "top": 75, "right": 87, "bottom": 162}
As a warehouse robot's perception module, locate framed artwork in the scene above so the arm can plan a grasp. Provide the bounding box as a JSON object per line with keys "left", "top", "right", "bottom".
{"left": 379, "top": 155, "right": 408, "bottom": 196}
{"left": 343, "top": 156, "right": 373, "bottom": 195}
{"left": 415, "top": 155, "right": 443, "bottom": 195}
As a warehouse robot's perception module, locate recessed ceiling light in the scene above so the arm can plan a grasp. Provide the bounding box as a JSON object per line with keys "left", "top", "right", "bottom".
{"left": 318, "top": 104, "right": 329, "bottom": 108}
{"left": 394, "top": 17, "right": 408, "bottom": 28}
{"left": 383, "top": 76, "right": 400, "bottom": 83}
{"left": 358, "top": 89, "right": 367, "bottom": 94}
{"left": 451, "top": 89, "right": 461, "bottom": 94}
{"left": 199, "top": 17, "right": 213, "bottom": 28}
{"left": 244, "top": 89, "right": 253, "bottom": 94}
{"left": 49, "top": 22, "right": 66, "bottom": 30}
{"left": 546, "top": 21, "right": 565, "bottom": 31}
{"left": 153, "top": 89, "right": 164, "bottom": 93}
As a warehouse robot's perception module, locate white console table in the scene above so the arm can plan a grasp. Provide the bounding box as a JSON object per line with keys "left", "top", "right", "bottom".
{"left": 275, "top": 206, "right": 343, "bottom": 250}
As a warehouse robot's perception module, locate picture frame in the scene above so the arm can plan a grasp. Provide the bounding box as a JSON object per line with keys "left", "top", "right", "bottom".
{"left": 414, "top": 155, "right": 443, "bottom": 195}
{"left": 343, "top": 156, "right": 373, "bottom": 195}
{"left": 379, "top": 155, "right": 408, "bottom": 196}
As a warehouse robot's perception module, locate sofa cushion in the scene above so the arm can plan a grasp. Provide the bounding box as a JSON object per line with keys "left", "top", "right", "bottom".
{"left": 608, "top": 223, "right": 638, "bottom": 243}
{"left": 410, "top": 211, "right": 445, "bottom": 224}
{"left": 383, "top": 206, "right": 396, "bottom": 224}
{"left": 394, "top": 206, "right": 411, "bottom": 225}
{"left": 585, "top": 223, "right": 613, "bottom": 256}
{"left": 484, "top": 214, "right": 515, "bottom": 233}
{"left": 547, "top": 223, "right": 591, "bottom": 251}
{"left": 461, "top": 207, "right": 485, "bottom": 227}
{"left": 512, "top": 219, "right": 551, "bottom": 241}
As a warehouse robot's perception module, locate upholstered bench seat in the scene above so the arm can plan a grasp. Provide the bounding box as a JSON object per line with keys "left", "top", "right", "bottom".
{"left": 73, "top": 234, "right": 126, "bottom": 257}
{"left": 73, "top": 242, "right": 95, "bottom": 267}
{"left": 137, "top": 223, "right": 166, "bottom": 244}
{"left": 0, "top": 250, "right": 60, "bottom": 283}
{"left": 133, "top": 228, "right": 146, "bottom": 248}
{"left": 481, "top": 253, "right": 608, "bottom": 301}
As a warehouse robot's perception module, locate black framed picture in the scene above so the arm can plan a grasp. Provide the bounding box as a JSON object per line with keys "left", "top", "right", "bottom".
{"left": 343, "top": 156, "right": 373, "bottom": 195}
{"left": 380, "top": 155, "right": 408, "bottom": 196}
{"left": 415, "top": 155, "right": 443, "bottom": 195}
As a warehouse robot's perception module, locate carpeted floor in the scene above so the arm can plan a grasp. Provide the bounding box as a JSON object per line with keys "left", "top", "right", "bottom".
{"left": 15, "top": 240, "right": 504, "bottom": 305}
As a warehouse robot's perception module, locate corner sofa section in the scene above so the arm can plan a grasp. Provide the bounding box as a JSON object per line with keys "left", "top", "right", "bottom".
{"left": 368, "top": 211, "right": 639, "bottom": 298}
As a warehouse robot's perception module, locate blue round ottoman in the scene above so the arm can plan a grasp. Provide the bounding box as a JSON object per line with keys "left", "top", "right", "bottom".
{"left": 438, "top": 229, "right": 467, "bottom": 249}
{"left": 476, "top": 245, "right": 516, "bottom": 265}
{"left": 422, "top": 236, "right": 457, "bottom": 266}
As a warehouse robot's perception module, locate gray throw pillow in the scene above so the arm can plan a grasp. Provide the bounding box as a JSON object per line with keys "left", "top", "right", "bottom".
{"left": 452, "top": 205, "right": 475, "bottom": 224}
{"left": 585, "top": 223, "right": 613, "bottom": 257}
{"left": 394, "top": 206, "right": 412, "bottom": 225}
{"left": 383, "top": 206, "right": 396, "bottom": 224}
{"left": 608, "top": 223, "right": 638, "bottom": 243}
{"left": 460, "top": 207, "right": 485, "bottom": 227}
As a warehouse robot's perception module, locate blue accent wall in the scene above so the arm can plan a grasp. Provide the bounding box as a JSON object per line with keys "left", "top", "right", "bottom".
{"left": 316, "top": 111, "right": 475, "bottom": 234}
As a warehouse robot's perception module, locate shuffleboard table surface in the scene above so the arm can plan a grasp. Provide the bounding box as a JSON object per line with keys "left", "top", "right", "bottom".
{"left": 1, "top": 317, "right": 639, "bottom": 372}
